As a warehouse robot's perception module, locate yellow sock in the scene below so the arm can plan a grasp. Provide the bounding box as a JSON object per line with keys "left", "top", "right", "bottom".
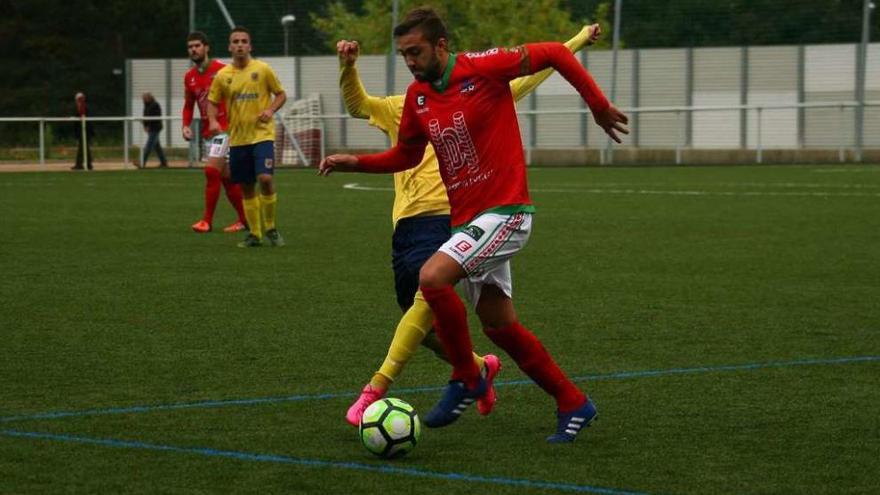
{"left": 370, "top": 291, "right": 485, "bottom": 390}
{"left": 371, "top": 293, "right": 434, "bottom": 389}
{"left": 260, "top": 192, "right": 277, "bottom": 231}
{"left": 243, "top": 196, "right": 262, "bottom": 239}
{"left": 473, "top": 352, "right": 485, "bottom": 370}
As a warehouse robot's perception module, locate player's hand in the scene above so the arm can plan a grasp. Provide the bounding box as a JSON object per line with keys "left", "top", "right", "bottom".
{"left": 585, "top": 24, "right": 601, "bottom": 45}
{"left": 594, "top": 105, "right": 629, "bottom": 144}
{"left": 258, "top": 109, "right": 274, "bottom": 123}
{"left": 318, "top": 154, "right": 358, "bottom": 176}
{"left": 208, "top": 119, "right": 221, "bottom": 135}
{"left": 182, "top": 126, "right": 194, "bottom": 141}
{"left": 337, "top": 40, "right": 360, "bottom": 67}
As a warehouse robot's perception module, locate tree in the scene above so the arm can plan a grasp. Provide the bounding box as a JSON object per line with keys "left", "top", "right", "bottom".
{"left": 566, "top": 0, "right": 876, "bottom": 48}
{"left": 3, "top": 0, "right": 185, "bottom": 117}
{"left": 312, "top": 0, "right": 615, "bottom": 54}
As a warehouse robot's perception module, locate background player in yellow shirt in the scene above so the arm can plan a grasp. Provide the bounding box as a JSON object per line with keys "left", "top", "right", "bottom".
{"left": 339, "top": 24, "right": 602, "bottom": 426}
{"left": 208, "top": 26, "right": 287, "bottom": 248}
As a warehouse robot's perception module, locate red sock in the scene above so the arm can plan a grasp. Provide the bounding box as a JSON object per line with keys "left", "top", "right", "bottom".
{"left": 484, "top": 321, "right": 586, "bottom": 412}
{"left": 221, "top": 177, "right": 247, "bottom": 225}
{"left": 420, "top": 285, "right": 481, "bottom": 387}
{"left": 203, "top": 167, "right": 222, "bottom": 224}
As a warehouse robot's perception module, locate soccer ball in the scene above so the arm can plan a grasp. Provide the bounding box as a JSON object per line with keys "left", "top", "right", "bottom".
{"left": 359, "top": 398, "right": 421, "bottom": 458}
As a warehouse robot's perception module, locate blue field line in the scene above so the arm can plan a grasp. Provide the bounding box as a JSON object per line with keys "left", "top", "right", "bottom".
{"left": 1, "top": 355, "right": 877, "bottom": 424}
{"left": 0, "top": 429, "right": 652, "bottom": 495}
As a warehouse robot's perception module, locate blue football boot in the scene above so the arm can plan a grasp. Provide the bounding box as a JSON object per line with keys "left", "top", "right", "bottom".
{"left": 423, "top": 376, "right": 488, "bottom": 428}
{"left": 546, "top": 398, "right": 598, "bottom": 443}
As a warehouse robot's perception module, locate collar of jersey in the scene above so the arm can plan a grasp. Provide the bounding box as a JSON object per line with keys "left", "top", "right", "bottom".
{"left": 430, "top": 53, "right": 457, "bottom": 93}
{"left": 197, "top": 58, "right": 212, "bottom": 74}
{"left": 231, "top": 58, "right": 253, "bottom": 71}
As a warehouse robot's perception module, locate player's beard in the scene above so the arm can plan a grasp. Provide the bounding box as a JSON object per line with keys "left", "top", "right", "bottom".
{"left": 413, "top": 58, "right": 444, "bottom": 82}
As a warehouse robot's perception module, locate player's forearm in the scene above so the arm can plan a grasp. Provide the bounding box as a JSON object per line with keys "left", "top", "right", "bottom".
{"left": 525, "top": 42, "right": 609, "bottom": 114}
{"left": 182, "top": 98, "right": 195, "bottom": 127}
{"left": 511, "top": 68, "right": 551, "bottom": 102}
{"left": 269, "top": 92, "right": 287, "bottom": 114}
{"left": 339, "top": 65, "right": 373, "bottom": 119}
{"left": 565, "top": 24, "right": 594, "bottom": 52}
{"left": 356, "top": 143, "right": 425, "bottom": 174}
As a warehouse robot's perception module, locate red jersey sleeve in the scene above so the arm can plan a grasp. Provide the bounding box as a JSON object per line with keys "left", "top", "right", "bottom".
{"left": 182, "top": 77, "right": 195, "bottom": 127}
{"left": 357, "top": 90, "right": 428, "bottom": 173}
{"left": 460, "top": 47, "right": 529, "bottom": 82}
{"left": 525, "top": 42, "right": 610, "bottom": 114}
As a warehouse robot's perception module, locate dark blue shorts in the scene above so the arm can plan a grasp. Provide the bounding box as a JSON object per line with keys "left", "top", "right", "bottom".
{"left": 229, "top": 140, "right": 275, "bottom": 184}
{"left": 391, "top": 214, "right": 451, "bottom": 310}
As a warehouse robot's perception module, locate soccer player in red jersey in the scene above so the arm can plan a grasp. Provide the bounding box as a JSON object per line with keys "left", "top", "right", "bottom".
{"left": 320, "top": 7, "right": 628, "bottom": 443}
{"left": 182, "top": 31, "right": 248, "bottom": 234}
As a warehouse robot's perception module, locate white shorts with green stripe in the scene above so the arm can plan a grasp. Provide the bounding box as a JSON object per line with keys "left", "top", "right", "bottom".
{"left": 439, "top": 211, "right": 533, "bottom": 306}
{"left": 206, "top": 132, "right": 230, "bottom": 159}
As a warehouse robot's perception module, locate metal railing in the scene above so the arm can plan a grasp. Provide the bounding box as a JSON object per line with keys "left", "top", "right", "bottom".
{"left": 0, "top": 115, "right": 182, "bottom": 168}
{"left": 515, "top": 100, "right": 880, "bottom": 164}
{"left": 3, "top": 100, "right": 879, "bottom": 168}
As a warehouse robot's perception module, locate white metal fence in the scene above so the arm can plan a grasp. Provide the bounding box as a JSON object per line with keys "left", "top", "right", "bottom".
{"left": 3, "top": 100, "right": 879, "bottom": 168}
{"left": 123, "top": 42, "right": 880, "bottom": 153}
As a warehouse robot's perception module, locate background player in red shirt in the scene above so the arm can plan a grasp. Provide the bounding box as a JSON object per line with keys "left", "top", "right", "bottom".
{"left": 182, "top": 31, "right": 248, "bottom": 234}
{"left": 320, "top": 7, "right": 628, "bottom": 443}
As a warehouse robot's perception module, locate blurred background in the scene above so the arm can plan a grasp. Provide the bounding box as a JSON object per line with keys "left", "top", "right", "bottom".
{"left": 3, "top": 0, "right": 879, "bottom": 166}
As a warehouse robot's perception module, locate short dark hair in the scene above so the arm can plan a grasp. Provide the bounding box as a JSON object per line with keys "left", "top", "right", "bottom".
{"left": 187, "top": 31, "right": 209, "bottom": 45}
{"left": 230, "top": 26, "right": 251, "bottom": 39}
{"left": 393, "top": 7, "right": 448, "bottom": 45}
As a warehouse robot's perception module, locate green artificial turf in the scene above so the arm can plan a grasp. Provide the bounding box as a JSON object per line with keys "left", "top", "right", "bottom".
{"left": 1, "top": 164, "right": 878, "bottom": 494}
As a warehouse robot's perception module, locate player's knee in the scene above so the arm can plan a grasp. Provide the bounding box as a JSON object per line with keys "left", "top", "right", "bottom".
{"left": 419, "top": 254, "right": 465, "bottom": 289}
{"left": 257, "top": 175, "right": 274, "bottom": 193}
{"left": 418, "top": 264, "right": 443, "bottom": 289}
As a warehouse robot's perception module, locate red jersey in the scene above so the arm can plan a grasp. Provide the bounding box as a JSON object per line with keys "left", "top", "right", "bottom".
{"left": 357, "top": 43, "right": 609, "bottom": 227}
{"left": 406, "top": 48, "right": 532, "bottom": 227}
{"left": 183, "top": 59, "right": 229, "bottom": 139}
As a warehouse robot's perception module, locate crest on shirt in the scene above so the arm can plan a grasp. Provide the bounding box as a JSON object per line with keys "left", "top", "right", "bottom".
{"left": 251, "top": 72, "right": 259, "bottom": 81}
{"left": 460, "top": 79, "right": 476, "bottom": 94}
{"left": 462, "top": 225, "right": 485, "bottom": 241}
{"left": 416, "top": 94, "right": 426, "bottom": 106}
{"left": 226, "top": 77, "right": 232, "bottom": 84}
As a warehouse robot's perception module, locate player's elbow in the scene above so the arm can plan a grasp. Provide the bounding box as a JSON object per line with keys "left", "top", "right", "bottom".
{"left": 527, "top": 42, "right": 570, "bottom": 73}
{"left": 343, "top": 102, "right": 369, "bottom": 120}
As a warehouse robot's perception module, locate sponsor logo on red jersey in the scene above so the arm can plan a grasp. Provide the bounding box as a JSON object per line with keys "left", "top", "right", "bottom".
{"left": 428, "top": 111, "right": 480, "bottom": 177}
{"left": 464, "top": 48, "right": 499, "bottom": 59}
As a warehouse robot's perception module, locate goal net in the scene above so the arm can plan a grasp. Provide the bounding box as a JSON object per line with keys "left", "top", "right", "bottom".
{"left": 274, "top": 93, "right": 324, "bottom": 167}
